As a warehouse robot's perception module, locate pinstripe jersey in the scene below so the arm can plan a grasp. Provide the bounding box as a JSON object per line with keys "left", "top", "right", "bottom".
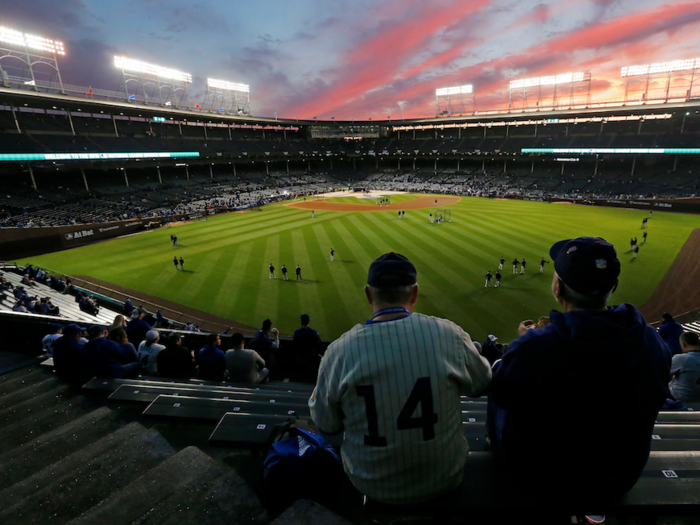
{"left": 309, "top": 312, "right": 491, "bottom": 504}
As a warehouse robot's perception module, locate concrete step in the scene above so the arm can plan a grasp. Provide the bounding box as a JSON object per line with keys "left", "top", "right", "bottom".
{"left": 0, "top": 376, "right": 67, "bottom": 412}
{"left": 0, "top": 382, "right": 78, "bottom": 427}
{"left": 0, "top": 394, "right": 98, "bottom": 450}
{"left": 68, "top": 446, "right": 267, "bottom": 525}
{"left": 0, "top": 421, "right": 149, "bottom": 511}
{"left": 0, "top": 422, "right": 175, "bottom": 525}
{"left": 139, "top": 458, "right": 269, "bottom": 525}
{"left": 0, "top": 366, "right": 54, "bottom": 397}
{"left": 0, "top": 406, "right": 122, "bottom": 491}
{"left": 271, "top": 500, "right": 353, "bottom": 525}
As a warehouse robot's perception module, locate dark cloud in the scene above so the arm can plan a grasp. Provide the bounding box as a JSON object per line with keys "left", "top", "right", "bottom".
{"left": 1, "top": 1, "right": 101, "bottom": 39}
{"left": 59, "top": 39, "right": 124, "bottom": 91}
{"left": 258, "top": 34, "right": 282, "bottom": 45}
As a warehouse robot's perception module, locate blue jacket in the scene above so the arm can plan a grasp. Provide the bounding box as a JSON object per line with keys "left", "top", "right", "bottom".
{"left": 488, "top": 303, "right": 671, "bottom": 499}
{"left": 198, "top": 345, "right": 226, "bottom": 381}
{"left": 658, "top": 320, "right": 684, "bottom": 356}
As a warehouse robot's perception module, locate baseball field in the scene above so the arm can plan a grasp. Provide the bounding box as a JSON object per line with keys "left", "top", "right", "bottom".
{"left": 19, "top": 194, "right": 700, "bottom": 343}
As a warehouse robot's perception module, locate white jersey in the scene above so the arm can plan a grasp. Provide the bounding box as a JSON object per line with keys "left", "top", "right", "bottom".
{"left": 42, "top": 333, "right": 63, "bottom": 357}
{"left": 309, "top": 312, "right": 491, "bottom": 504}
{"left": 137, "top": 341, "right": 165, "bottom": 375}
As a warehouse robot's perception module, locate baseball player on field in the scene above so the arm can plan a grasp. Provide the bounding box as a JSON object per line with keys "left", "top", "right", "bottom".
{"left": 485, "top": 270, "right": 492, "bottom": 287}
{"left": 512, "top": 258, "right": 519, "bottom": 275}
{"left": 269, "top": 263, "right": 275, "bottom": 279}
{"left": 330, "top": 248, "right": 335, "bottom": 262}
{"left": 309, "top": 252, "right": 491, "bottom": 505}
{"left": 520, "top": 259, "right": 527, "bottom": 274}
{"left": 281, "top": 264, "right": 288, "bottom": 281}
{"left": 495, "top": 270, "right": 502, "bottom": 288}
{"left": 498, "top": 257, "right": 505, "bottom": 270}
{"left": 540, "top": 257, "right": 549, "bottom": 273}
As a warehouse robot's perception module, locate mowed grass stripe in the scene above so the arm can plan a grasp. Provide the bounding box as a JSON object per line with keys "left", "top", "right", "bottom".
{"left": 212, "top": 241, "right": 254, "bottom": 322}
{"left": 252, "top": 235, "right": 282, "bottom": 326}
{"left": 309, "top": 221, "right": 363, "bottom": 336}
{"left": 289, "top": 229, "right": 329, "bottom": 337}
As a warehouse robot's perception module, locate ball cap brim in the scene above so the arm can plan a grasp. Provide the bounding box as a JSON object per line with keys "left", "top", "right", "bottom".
{"left": 550, "top": 237, "right": 620, "bottom": 296}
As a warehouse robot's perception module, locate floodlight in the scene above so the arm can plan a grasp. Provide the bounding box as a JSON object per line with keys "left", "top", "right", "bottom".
{"left": 436, "top": 85, "right": 473, "bottom": 96}
{"left": 207, "top": 78, "right": 250, "bottom": 92}
{"left": 0, "top": 27, "right": 65, "bottom": 55}
{"left": 620, "top": 59, "right": 700, "bottom": 77}
{"left": 114, "top": 56, "right": 192, "bottom": 83}
{"left": 510, "top": 72, "right": 585, "bottom": 89}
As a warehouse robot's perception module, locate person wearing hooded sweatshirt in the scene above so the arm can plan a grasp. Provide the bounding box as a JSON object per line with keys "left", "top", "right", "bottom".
{"left": 658, "top": 312, "right": 684, "bottom": 356}
{"left": 198, "top": 333, "right": 225, "bottom": 381}
{"left": 487, "top": 237, "right": 670, "bottom": 505}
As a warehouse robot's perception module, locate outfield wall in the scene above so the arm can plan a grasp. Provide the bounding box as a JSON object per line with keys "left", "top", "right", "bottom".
{"left": 0, "top": 215, "right": 190, "bottom": 259}
{"left": 521, "top": 196, "right": 700, "bottom": 214}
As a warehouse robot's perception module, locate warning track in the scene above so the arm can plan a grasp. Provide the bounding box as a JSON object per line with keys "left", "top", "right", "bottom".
{"left": 640, "top": 228, "right": 700, "bottom": 320}
{"left": 285, "top": 195, "right": 461, "bottom": 212}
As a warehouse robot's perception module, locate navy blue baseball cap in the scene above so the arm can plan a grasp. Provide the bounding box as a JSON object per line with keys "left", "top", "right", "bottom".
{"left": 550, "top": 237, "right": 620, "bottom": 296}
{"left": 63, "top": 323, "right": 85, "bottom": 334}
{"left": 367, "top": 252, "right": 417, "bottom": 288}
{"left": 87, "top": 324, "right": 107, "bottom": 336}
{"left": 300, "top": 313, "right": 310, "bottom": 324}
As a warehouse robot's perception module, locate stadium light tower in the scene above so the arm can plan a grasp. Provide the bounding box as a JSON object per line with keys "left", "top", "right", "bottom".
{"left": 435, "top": 85, "right": 475, "bottom": 117}
{"left": 0, "top": 26, "right": 66, "bottom": 93}
{"left": 508, "top": 72, "right": 591, "bottom": 111}
{"left": 203, "top": 78, "right": 250, "bottom": 115}
{"left": 114, "top": 56, "right": 192, "bottom": 107}
{"left": 620, "top": 59, "right": 700, "bottom": 104}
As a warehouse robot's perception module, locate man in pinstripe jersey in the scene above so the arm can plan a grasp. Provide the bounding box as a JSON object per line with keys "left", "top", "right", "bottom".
{"left": 309, "top": 252, "right": 492, "bottom": 505}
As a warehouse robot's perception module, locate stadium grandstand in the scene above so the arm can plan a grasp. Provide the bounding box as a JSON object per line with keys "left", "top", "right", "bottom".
{"left": 2, "top": 22, "right": 700, "bottom": 525}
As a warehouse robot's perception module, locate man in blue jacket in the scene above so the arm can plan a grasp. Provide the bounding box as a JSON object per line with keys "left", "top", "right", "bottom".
{"left": 198, "top": 333, "right": 226, "bottom": 381}
{"left": 658, "top": 312, "right": 684, "bottom": 356}
{"left": 487, "top": 237, "right": 671, "bottom": 503}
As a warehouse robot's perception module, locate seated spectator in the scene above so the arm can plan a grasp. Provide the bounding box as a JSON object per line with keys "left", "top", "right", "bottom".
{"left": 123, "top": 297, "right": 135, "bottom": 316}
{"left": 198, "top": 333, "right": 225, "bottom": 381}
{"left": 292, "top": 313, "right": 322, "bottom": 379}
{"left": 250, "top": 319, "right": 279, "bottom": 369}
{"left": 21, "top": 274, "right": 36, "bottom": 286}
{"left": 88, "top": 327, "right": 141, "bottom": 378}
{"left": 157, "top": 333, "right": 195, "bottom": 379}
{"left": 225, "top": 332, "right": 269, "bottom": 384}
{"left": 108, "top": 314, "right": 127, "bottom": 334}
{"left": 79, "top": 294, "right": 99, "bottom": 316}
{"left": 109, "top": 327, "right": 138, "bottom": 361}
{"left": 310, "top": 253, "right": 491, "bottom": 505}
{"left": 137, "top": 330, "right": 165, "bottom": 375}
{"left": 38, "top": 297, "right": 60, "bottom": 316}
{"left": 126, "top": 309, "right": 152, "bottom": 347}
{"left": 659, "top": 312, "right": 683, "bottom": 356}
{"left": 12, "top": 301, "right": 28, "bottom": 313}
{"left": 488, "top": 237, "right": 670, "bottom": 503}
{"left": 669, "top": 332, "right": 700, "bottom": 403}
{"left": 42, "top": 323, "right": 63, "bottom": 357}
{"left": 480, "top": 334, "right": 503, "bottom": 365}
{"left": 154, "top": 309, "right": 165, "bottom": 328}
{"left": 53, "top": 323, "right": 91, "bottom": 383}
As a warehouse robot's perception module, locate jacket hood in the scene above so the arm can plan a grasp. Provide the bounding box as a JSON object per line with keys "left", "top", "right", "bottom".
{"left": 549, "top": 303, "right": 648, "bottom": 352}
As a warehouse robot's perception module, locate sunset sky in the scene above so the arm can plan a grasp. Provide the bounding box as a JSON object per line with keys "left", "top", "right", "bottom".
{"left": 4, "top": 0, "right": 700, "bottom": 119}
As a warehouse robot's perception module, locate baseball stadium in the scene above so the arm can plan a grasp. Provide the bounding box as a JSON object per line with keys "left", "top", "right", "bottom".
{"left": 2, "top": 4, "right": 700, "bottom": 524}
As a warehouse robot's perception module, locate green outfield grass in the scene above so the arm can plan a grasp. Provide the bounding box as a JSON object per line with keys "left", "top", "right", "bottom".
{"left": 20, "top": 196, "right": 699, "bottom": 343}
{"left": 325, "top": 194, "right": 418, "bottom": 204}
